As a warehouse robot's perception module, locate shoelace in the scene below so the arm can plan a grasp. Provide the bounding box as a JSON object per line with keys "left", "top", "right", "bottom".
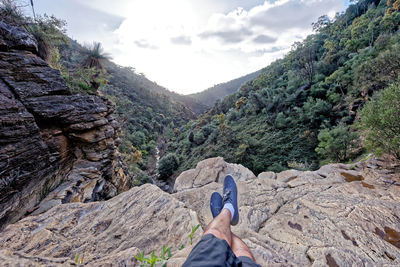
{"left": 223, "top": 189, "right": 232, "bottom": 203}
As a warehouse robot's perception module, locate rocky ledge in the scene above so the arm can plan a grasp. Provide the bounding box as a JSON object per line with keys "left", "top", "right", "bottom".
{"left": 0, "top": 22, "right": 129, "bottom": 230}
{"left": 0, "top": 156, "right": 399, "bottom": 266}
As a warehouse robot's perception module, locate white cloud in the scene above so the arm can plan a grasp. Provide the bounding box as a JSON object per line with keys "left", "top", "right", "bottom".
{"left": 170, "top": 35, "right": 192, "bottom": 45}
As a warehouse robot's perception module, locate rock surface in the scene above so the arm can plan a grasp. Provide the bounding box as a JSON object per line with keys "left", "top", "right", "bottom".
{"left": 0, "top": 184, "right": 202, "bottom": 266}
{"left": 0, "top": 156, "right": 399, "bottom": 266}
{"left": 0, "top": 22, "right": 129, "bottom": 230}
{"left": 174, "top": 156, "right": 256, "bottom": 191}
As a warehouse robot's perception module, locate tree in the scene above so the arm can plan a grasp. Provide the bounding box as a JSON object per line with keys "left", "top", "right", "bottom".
{"left": 81, "top": 42, "right": 111, "bottom": 90}
{"left": 316, "top": 124, "right": 360, "bottom": 162}
{"left": 188, "top": 131, "right": 194, "bottom": 142}
{"left": 355, "top": 44, "right": 400, "bottom": 96}
{"left": 312, "top": 15, "right": 331, "bottom": 33}
{"left": 359, "top": 80, "right": 400, "bottom": 158}
{"left": 81, "top": 42, "right": 111, "bottom": 71}
{"left": 158, "top": 153, "right": 179, "bottom": 179}
{"left": 193, "top": 131, "right": 206, "bottom": 145}
{"left": 127, "top": 146, "right": 142, "bottom": 165}
{"left": 292, "top": 40, "right": 317, "bottom": 85}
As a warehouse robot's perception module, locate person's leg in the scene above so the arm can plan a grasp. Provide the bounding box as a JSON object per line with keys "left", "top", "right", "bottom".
{"left": 203, "top": 208, "right": 232, "bottom": 246}
{"left": 231, "top": 233, "right": 256, "bottom": 261}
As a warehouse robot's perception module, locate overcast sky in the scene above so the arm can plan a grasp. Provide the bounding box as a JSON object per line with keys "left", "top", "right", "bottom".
{"left": 27, "top": 0, "right": 349, "bottom": 94}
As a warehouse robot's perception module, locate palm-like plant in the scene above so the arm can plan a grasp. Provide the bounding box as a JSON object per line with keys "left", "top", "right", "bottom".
{"left": 81, "top": 42, "right": 111, "bottom": 72}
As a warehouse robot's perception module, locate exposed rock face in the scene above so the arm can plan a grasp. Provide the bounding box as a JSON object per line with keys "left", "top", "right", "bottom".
{"left": 174, "top": 157, "right": 400, "bottom": 266}
{"left": 0, "top": 22, "right": 128, "bottom": 229}
{"left": 0, "top": 156, "right": 399, "bottom": 266}
{"left": 0, "top": 185, "right": 201, "bottom": 266}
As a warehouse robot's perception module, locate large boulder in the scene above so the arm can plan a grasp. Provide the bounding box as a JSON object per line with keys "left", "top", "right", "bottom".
{"left": 174, "top": 156, "right": 256, "bottom": 191}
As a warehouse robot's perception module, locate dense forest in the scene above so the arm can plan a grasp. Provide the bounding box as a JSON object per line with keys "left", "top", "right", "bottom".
{"left": 161, "top": 0, "right": 400, "bottom": 178}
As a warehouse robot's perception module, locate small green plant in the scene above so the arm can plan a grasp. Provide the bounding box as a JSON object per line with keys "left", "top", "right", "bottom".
{"left": 160, "top": 245, "right": 172, "bottom": 261}
{"left": 134, "top": 246, "right": 173, "bottom": 267}
{"left": 133, "top": 224, "right": 201, "bottom": 265}
{"left": 134, "top": 250, "right": 146, "bottom": 266}
{"left": 74, "top": 253, "right": 84, "bottom": 265}
{"left": 189, "top": 224, "right": 201, "bottom": 245}
{"left": 147, "top": 251, "right": 158, "bottom": 267}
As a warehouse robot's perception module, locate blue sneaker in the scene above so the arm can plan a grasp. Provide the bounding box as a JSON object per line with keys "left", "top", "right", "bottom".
{"left": 210, "top": 192, "right": 223, "bottom": 218}
{"left": 222, "top": 175, "right": 239, "bottom": 225}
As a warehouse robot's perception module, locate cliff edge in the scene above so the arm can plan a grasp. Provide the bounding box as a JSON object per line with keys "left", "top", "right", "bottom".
{"left": 0, "top": 156, "right": 399, "bottom": 266}
{"left": 0, "top": 22, "right": 129, "bottom": 230}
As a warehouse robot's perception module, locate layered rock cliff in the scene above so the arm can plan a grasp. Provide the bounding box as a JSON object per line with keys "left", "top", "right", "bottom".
{"left": 0, "top": 22, "right": 129, "bottom": 230}
{"left": 0, "top": 156, "right": 399, "bottom": 266}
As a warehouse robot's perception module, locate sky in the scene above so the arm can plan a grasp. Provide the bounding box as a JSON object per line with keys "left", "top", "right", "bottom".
{"left": 26, "top": 0, "right": 349, "bottom": 94}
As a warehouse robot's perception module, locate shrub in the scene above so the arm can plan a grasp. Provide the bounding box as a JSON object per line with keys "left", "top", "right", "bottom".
{"left": 193, "top": 131, "right": 206, "bottom": 145}
{"left": 0, "top": 0, "right": 25, "bottom": 25}
{"left": 316, "top": 124, "right": 360, "bottom": 162}
{"left": 158, "top": 153, "right": 179, "bottom": 179}
{"left": 25, "top": 15, "right": 69, "bottom": 62}
{"left": 62, "top": 67, "right": 107, "bottom": 94}
{"left": 359, "top": 80, "right": 400, "bottom": 158}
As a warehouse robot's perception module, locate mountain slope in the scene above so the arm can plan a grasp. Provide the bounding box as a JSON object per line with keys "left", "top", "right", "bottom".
{"left": 164, "top": 0, "right": 400, "bottom": 176}
{"left": 59, "top": 39, "right": 199, "bottom": 179}
{"left": 189, "top": 70, "right": 261, "bottom": 110}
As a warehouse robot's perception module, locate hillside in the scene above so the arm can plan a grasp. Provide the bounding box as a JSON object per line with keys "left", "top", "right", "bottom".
{"left": 163, "top": 0, "right": 400, "bottom": 176}
{"left": 189, "top": 69, "right": 261, "bottom": 110}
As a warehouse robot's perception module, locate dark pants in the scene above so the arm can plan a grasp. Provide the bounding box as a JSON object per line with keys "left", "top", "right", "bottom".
{"left": 182, "top": 234, "right": 261, "bottom": 267}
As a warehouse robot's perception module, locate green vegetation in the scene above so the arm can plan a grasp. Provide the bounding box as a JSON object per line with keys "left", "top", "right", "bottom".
{"left": 74, "top": 253, "right": 84, "bottom": 265}
{"left": 359, "top": 80, "right": 400, "bottom": 158}
{"left": 189, "top": 224, "right": 201, "bottom": 245}
{"left": 100, "top": 62, "right": 194, "bottom": 179}
{"left": 81, "top": 42, "right": 110, "bottom": 71}
{"left": 164, "top": 0, "right": 400, "bottom": 176}
{"left": 316, "top": 124, "right": 360, "bottom": 163}
{"left": 134, "top": 224, "right": 200, "bottom": 266}
{"left": 24, "top": 15, "right": 69, "bottom": 63}
{"left": 158, "top": 153, "right": 179, "bottom": 179}
{"left": 134, "top": 248, "right": 172, "bottom": 267}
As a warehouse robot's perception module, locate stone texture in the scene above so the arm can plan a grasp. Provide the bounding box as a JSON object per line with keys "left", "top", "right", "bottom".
{"left": 0, "top": 22, "right": 130, "bottom": 230}
{"left": 0, "top": 157, "right": 399, "bottom": 266}
{"left": 0, "top": 21, "right": 37, "bottom": 53}
{"left": 174, "top": 156, "right": 256, "bottom": 192}
{"left": 258, "top": 171, "right": 277, "bottom": 180}
{"left": 0, "top": 185, "right": 202, "bottom": 266}
{"left": 174, "top": 157, "right": 400, "bottom": 266}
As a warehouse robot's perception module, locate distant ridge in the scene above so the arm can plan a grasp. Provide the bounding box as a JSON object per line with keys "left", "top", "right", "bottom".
{"left": 189, "top": 69, "right": 262, "bottom": 110}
